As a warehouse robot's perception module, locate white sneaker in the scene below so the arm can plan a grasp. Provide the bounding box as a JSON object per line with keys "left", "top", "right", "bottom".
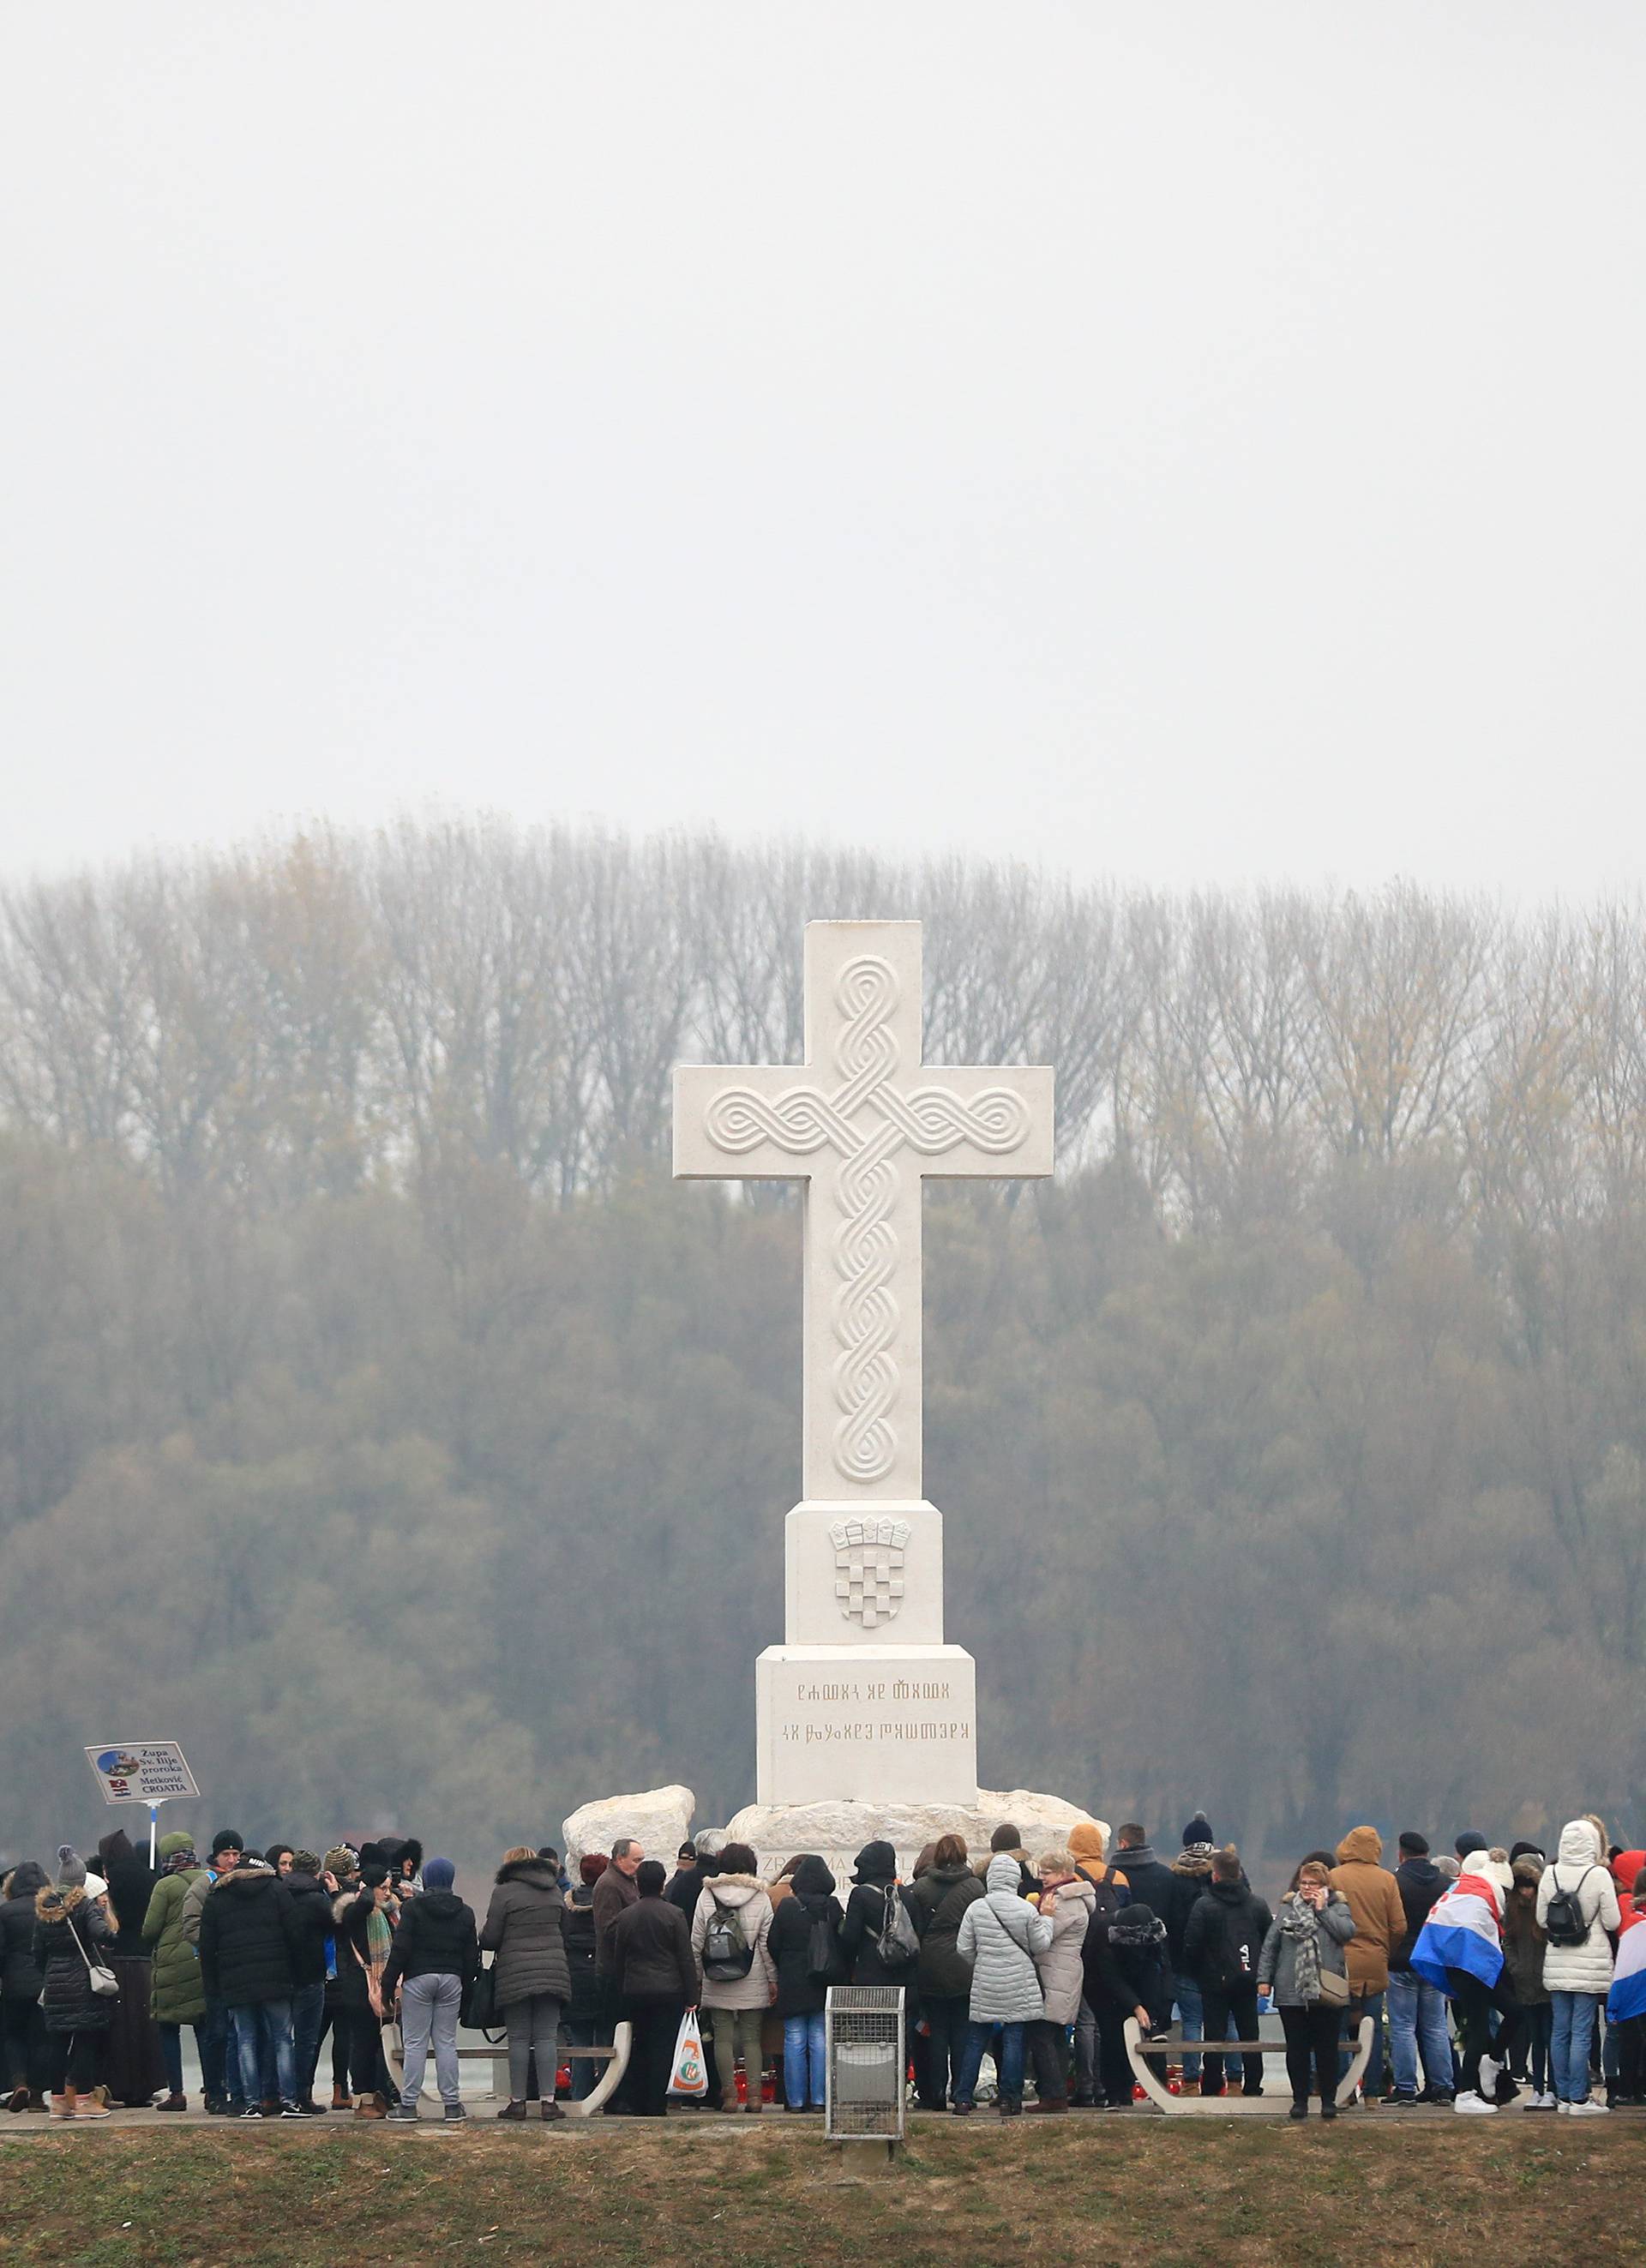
{"left": 1478, "top": 2055, "right": 1499, "bottom": 2097}
{"left": 1557, "top": 2099, "right": 1571, "bottom": 2113}
{"left": 1567, "top": 2098, "right": 1610, "bottom": 2117}
{"left": 1454, "top": 2093, "right": 1498, "bottom": 2115}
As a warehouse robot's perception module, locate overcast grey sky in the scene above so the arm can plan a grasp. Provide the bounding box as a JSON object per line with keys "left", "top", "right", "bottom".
{"left": 3, "top": 3, "right": 1642, "bottom": 895}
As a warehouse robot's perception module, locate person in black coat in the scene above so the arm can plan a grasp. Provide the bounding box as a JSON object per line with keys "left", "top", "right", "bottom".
{"left": 2, "top": 1861, "right": 51, "bottom": 2109}
{"left": 282, "top": 1857, "right": 338, "bottom": 2112}
{"left": 1083, "top": 1901, "right": 1170, "bottom": 2110}
{"left": 381, "top": 1857, "right": 478, "bottom": 2122}
{"left": 610, "top": 1861, "right": 699, "bottom": 2118}
{"left": 1180, "top": 1851, "right": 1274, "bottom": 2097}
{"left": 197, "top": 1858, "right": 303, "bottom": 2116}
{"left": 33, "top": 1850, "right": 117, "bottom": 2115}
{"left": 838, "top": 1843, "right": 916, "bottom": 1988}
{"left": 562, "top": 1854, "right": 605, "bottom": 2103}
{"left": 766, "top": 1856, "right": 843, "bottom": 2114}
{"left": 95, "top": 1829, "right": 167, "bottom": 2108}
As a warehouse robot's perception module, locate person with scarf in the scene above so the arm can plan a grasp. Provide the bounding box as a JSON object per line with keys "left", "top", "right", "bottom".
{"left": 1257, "top": 1858, "right": 1355, "bottom": 2121}
{"left": 331, "top": 1858, "right": 399, "bottom": 2117}
{"left": 141, "top": 1835, "right": 209, "bottom": 2111}
{"left": 1082, "top": 1899, "right": 1170, "bottom": 2110}
{"left": 950, "top": 1852, "right": 1053, "bottom": 2116}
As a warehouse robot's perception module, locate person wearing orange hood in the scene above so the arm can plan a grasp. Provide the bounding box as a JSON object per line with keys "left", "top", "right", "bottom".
{"left": 1329, "top": 1827, "right": 1406, "bottom": 2100}
{"left": 1067, "top": 1825, "right": 1127, "bottom": 2108}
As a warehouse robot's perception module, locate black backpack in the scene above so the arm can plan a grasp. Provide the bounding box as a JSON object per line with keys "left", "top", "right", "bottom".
{"left": 807, "top": 1903, "right": 848, "bottom": 1988}
{"left": 702, "top": 1893, "right": 755, "bottom": 1981}
{"left": 1542, "top": 1865, "right": 1595, "bottom": 1950}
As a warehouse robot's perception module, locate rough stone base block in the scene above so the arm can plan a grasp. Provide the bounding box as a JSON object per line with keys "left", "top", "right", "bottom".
{"left": 724, "top": 1789, "right": 1111, "bottom": 1884}
{"left": 562, "top": 1782, "right": 696, "bottom": 1867}
{"left": 755, "top": 1643, "right": 977, "bottom": 1806}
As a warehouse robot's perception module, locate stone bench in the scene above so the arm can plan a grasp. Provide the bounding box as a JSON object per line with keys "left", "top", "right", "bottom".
{"left": 1124, "top": 2015, "right": 1373, "bottom": 2115}
{"left": 386, "top": 2023, "right": 633, "bottom": 2119}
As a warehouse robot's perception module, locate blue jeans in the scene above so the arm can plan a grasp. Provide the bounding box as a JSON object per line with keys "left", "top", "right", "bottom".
{"left": 1175, "top": 1979, "right": 1204, "bottom": 2084}
{"left": 158, "top": 2021, "right": 205, "bottom": 2099}
{"left": 231, "top": 2001, "right": 296, "bottom": 2109}
{"left": 784, "top": 2010, "right": 827, "bottom": 2107}
{"left": 954, "top": 2019, "right": 1026, "bottom": 2107}
{"left": 201, "top": 1999, "right": 243, "bottom": 2109}
{"left": 291, "top": 1982, "right": 326, "bottom": 2102}
{"left": 1550, "top": 1991, "right": 1601, "bottom": 2104}
{"left": 1387, "top": 1971, "right": 1453, "bottom": 2097}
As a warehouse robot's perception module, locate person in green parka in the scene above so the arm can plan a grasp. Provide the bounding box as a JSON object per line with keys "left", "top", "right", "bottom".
{"left": 142, "top": 1835, "right": 207, "bottom": 2111}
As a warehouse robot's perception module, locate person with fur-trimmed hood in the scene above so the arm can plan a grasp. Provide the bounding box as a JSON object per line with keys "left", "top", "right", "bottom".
{"left": 691, "top": 1841, "right": 777, "bottom": 2115}
{"left": 1167, "top": 1814, "right": 1217, "bottom": 2087}
{"left": 32, "top": 1848, "right": 115, "bottom": 2120}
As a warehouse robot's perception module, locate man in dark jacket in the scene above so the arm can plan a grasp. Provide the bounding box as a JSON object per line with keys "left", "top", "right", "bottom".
{"left": 1180, "top": 1849, "right": 1273, "bottom": 2097}
{"left": 381, "top": 1857, "right": 478, "bottom": 2123}
{"left": 664, "top": 1843, "right": 702, "bottom": 1918}
{"left": 1, "top": 1860, "right": 51, "bottom": 2109}
{"left": 610, "top": 1859, "right": 698, "bottom": 2117}
{"left": 905, "top": 1837, "right": 982, "bottom": 2110}
{"left": 197, "top": 1857, "right": 303, "bottom": 2116}
{"left": 1386, "top": 1831, "right": 1454, "bottom": 2105}
{"left": 767, "top": 1857, "right": 844, "bottom": 2114}
{"left": 278, "top": 1854, "right": 334, "bottom": 2113}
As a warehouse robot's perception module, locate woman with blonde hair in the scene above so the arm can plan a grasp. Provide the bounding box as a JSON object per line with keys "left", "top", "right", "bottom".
{"left": 1257, "top": 1858, "right": 1355, "bottom": 2121}
{"left": 478, "top": 1845, "right": 570, "bottom": 2122}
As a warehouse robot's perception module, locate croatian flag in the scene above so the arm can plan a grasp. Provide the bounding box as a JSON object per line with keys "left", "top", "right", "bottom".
{"left": 1411, "top": 1872, "right": 1504, "bottom": 1995}
{"left": 1609, "top": 1920, "right": 1646, "bottom": 2025}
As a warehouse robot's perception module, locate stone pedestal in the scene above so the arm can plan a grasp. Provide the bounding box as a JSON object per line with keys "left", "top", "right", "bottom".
{"left": 755, "top": 1641, "right": 977, "bottom": 1807}
{"left": 725, "top": 1790, "right": 1110, "bottom": 1886}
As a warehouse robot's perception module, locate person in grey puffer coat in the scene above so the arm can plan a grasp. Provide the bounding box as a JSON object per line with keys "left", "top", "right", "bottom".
{"left": 951, "top": 1853, "right": 1053, "bottom": 2116}
{"left": 478, "top": 1849, "right": 572, "bottom": 2121}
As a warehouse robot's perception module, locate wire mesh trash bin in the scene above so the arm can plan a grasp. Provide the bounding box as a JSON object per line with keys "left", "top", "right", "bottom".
{"left": 825, "top": 1987, "right": 905, "bottom": 2142}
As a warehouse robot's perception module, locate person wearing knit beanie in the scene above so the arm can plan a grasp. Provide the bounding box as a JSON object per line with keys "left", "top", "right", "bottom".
{"left": 1181, "top": 1814, "right": 1215, "bottom": 1852}
{"left": 421, "top": 1857, "right": 456, "bottom": 1893}
{"left": 580, "top": 1853, "right": 608, "bottom": 1887}
{"left": 55, "top": 1845, "right": 87, "bottom": 1890}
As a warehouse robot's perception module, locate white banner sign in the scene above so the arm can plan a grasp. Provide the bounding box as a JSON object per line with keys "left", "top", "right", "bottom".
{"left": 84, "top": 1742, "right": 199, "bottom": 1806}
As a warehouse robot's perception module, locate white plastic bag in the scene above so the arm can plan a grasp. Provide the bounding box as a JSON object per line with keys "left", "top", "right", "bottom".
{"left": 667, "top": 2007, "right": 708, "bottom": 2097}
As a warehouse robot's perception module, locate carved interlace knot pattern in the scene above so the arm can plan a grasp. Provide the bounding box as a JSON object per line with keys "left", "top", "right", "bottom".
{"left": 704, "top": 954, "right": 1029, "bottom": 1485}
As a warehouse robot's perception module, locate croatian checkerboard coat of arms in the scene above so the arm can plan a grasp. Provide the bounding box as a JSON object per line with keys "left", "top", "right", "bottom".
{"left": 828, "top": 1515, "right": 910, "bottom": 1630}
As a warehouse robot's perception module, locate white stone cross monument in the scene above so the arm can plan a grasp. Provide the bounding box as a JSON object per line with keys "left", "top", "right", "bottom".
{"left": 674, "top": 920, "right": 1054, "bottom": 1809}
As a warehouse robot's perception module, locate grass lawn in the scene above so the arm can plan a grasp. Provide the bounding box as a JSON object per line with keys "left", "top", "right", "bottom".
{"left": 3, "top": 2120, "right": 1644, "bottom": 2268}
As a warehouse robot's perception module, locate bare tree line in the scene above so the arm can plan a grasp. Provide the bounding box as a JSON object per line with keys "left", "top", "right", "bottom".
{"left": 2, "top": 818, "right": 1643, "bottom": 1227}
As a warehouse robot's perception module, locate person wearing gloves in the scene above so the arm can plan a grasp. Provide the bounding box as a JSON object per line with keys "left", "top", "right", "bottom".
{"left": 33, "top": 1849, "right": 117, "bottom": 2121}
{"left": 950, "top": 1852, "right": 1054, "bottom": 2117}
{"left": 1536, "top": 1818, "right": 1622, "bottom": 2115}
{"left": 690, "top": 1841, "right": 776, "bottom": 2115}
{"left": 1257, "top": 1859, "right": 1355, "bottom": 2121}
{"left": 1026, "top": 1850, "right": 1094, "bottom": 2111}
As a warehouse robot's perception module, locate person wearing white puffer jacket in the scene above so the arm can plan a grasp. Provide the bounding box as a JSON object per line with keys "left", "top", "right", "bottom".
{"left": 951, "top": 1853, "right": 1054, "bottom": 2117}
{"left": 1536, "top": 1819, "right": 1621, "bottom": 2115}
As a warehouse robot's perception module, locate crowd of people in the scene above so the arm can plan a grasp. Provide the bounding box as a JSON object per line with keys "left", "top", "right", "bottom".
{"left": 2, "top": 1809, "right": 1640, "bottom": 2126}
